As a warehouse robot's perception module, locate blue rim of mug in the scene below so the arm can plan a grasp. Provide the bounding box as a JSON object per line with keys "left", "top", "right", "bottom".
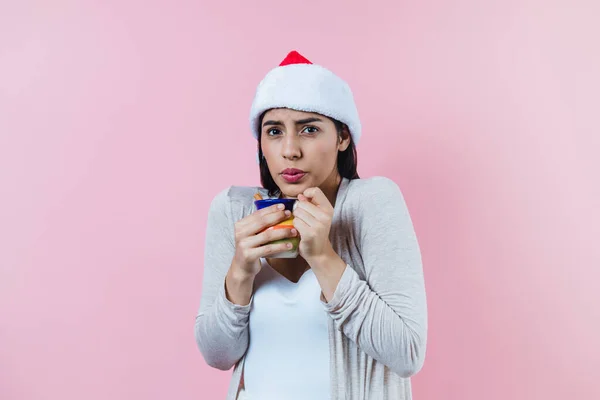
{"left": 254, "top": 198, "right": 297, "bottom": 211}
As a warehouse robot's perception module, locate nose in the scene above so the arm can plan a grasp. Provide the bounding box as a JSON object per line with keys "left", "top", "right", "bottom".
{"left": 281, "top": 133, "right": 301, "bottom": 160}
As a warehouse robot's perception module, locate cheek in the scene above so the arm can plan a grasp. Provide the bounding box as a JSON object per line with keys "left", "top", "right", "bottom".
{"left": 313, "top": 145, "right": 338, "bottom": 165}
{"left": 261, "top": 145, "right": 280, "bottom": 174}
{"left": 261, "top": 143, "right": 275, "bottom": 161}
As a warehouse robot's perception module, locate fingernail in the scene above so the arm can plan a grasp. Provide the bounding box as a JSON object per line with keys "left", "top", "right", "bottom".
{"left": 291, "top": 229, "right": 297, "bottom": 235}
{"left": 284, "top": 210, "right": 291, "bottom": 216}
{"left": 277, "top": 204, "right": 285, "bottom": 209}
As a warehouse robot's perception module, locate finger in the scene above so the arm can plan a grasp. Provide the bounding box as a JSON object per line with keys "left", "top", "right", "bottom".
{"left": 258, "top": 203, "right": 286, "bottom": 215}
{"left": 239, "top": 209, "right": 291, "bottom": 237}
{"left": 238, "top": 203, "right": 284, "bottom": 229}
{"left": 301, "top": 187, "right": 332, "bottom": 208}
{"left": 250, "top": 241, "right": 295, "bottom": 259}
{"left": 292, "top": 214, "right": 311, "bottom": 238}
{"left": 293, "top": 207, "right": 318, "bottom": 228}
{"left": 244, "top": 226, "right": 297, "bottom": 248}
{"left": 294, "top": 198, "right": 329, "bottom": 221}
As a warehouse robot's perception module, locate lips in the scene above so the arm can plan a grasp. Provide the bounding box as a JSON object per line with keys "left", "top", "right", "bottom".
{"left": 281, "top": 168, "right": 306, "bottom": 183}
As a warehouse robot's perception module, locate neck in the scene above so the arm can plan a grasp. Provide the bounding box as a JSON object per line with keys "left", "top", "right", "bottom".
{"left": 319, "top": 171, "right": 343, "bottom": 207}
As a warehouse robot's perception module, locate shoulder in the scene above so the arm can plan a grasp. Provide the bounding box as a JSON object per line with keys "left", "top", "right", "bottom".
{"left": 344, "top": 177, "right": 414, "bottom": 239}
{"left": 208, "top": 184, "right": 267, "bottom": 221}
{"left": 346, "top": 175, "right": 404, "bottom": 205}
{"left": 209, "top": 184, "right": 266, "bottom": 204}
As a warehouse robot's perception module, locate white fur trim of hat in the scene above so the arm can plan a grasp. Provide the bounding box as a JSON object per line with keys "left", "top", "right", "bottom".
{"left": 249, "top": 50, "right": 362, "bottom": 145}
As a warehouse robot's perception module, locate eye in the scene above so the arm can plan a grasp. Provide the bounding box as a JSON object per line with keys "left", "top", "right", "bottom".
{"left": 302, "top": 126, "right": 319, "bottom": 134}
{"left": 267, "top": 128, "right": 282, "bottom": 136}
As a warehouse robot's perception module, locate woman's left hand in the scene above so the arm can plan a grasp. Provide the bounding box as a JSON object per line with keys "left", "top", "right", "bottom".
{"left": 292, "top": 187, "right": 335, "bottom": 262}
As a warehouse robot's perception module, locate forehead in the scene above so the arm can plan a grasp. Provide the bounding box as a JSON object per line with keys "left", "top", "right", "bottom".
{"left": 262, "top": 108, "right": 324, "bottom": 121}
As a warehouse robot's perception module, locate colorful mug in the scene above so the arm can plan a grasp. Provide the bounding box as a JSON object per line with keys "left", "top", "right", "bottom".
{"left": 253, "top": 198, "right": 299, "bottom": 258}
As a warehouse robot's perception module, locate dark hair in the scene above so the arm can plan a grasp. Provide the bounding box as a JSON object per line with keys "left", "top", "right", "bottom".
{"left": 257, "top": 112, "right": 360, "bottom": 197}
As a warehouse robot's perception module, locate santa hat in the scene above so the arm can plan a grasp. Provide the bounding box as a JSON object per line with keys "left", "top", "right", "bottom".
{"left": 249, "top": 50, "right": 362, "bottom": 145}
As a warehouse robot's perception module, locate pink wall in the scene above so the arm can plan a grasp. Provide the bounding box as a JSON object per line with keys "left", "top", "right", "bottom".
{"left": 1, "top": 1, "right": 598, "bottom": 399}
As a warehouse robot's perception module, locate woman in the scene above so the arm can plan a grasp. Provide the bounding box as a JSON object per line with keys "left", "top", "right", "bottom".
{"left": 195, "top": 50, "right": 428, "bottom": 400}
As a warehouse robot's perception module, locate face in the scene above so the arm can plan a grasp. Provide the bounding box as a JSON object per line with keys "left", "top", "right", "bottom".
{"left": 260, "top": 108, "right": 350, "bottom": 198}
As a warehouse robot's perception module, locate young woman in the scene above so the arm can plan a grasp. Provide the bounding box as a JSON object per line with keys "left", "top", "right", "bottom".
{"left": 195, "top": 51, "right": 428, "bottom": 400}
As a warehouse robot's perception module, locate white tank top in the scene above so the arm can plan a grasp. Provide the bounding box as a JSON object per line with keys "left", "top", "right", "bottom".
{"left": 242, "top": 258, "right": 331, "bottom": 400}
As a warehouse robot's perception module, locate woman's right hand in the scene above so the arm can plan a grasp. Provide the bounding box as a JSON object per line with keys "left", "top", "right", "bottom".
{"left": 230, "top": 203, "right": 297, "bottom": 278}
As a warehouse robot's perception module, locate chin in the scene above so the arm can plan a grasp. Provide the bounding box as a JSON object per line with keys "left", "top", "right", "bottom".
{"left": 277, "top": 182, "right": 306, "bottom": 198}
{"left": 279, "top": 187, "right": 303, "bottom": 198}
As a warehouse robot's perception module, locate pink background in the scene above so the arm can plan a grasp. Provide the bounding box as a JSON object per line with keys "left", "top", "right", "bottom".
{"left": 1, "top": 0, "right": 599, "bottom": 399}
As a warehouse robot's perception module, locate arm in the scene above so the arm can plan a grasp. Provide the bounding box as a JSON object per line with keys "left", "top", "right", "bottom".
{"left": 194, "top": 189, "right": 251, "bottom": 371}
{"left": 319, "top": 177, "right": 428, "bottom": 377}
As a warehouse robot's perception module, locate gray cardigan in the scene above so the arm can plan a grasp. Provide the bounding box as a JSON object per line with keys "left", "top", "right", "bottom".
{"left": 195, "top": 176, "right": 428, "bottom": 399}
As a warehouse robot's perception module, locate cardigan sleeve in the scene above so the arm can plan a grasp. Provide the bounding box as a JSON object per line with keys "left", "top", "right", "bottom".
{"left": 321, "top": 177, "right": 428, "bottom": 377}
{"left": 194, "top": 187, "right": 253, "bottom": 371}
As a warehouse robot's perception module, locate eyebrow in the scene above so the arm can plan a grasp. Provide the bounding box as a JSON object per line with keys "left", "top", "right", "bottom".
{"left": 262, "top": 117, "right": 324, "bottom": 128}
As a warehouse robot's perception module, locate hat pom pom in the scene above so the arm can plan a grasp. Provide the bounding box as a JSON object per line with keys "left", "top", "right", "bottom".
{"left": 279, "top": 50, "right": 312, "bottom": 66}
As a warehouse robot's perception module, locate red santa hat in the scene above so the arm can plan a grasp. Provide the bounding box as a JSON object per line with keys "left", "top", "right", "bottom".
{"left": 249, "top": 50, "right": 362, "bottom": 145}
